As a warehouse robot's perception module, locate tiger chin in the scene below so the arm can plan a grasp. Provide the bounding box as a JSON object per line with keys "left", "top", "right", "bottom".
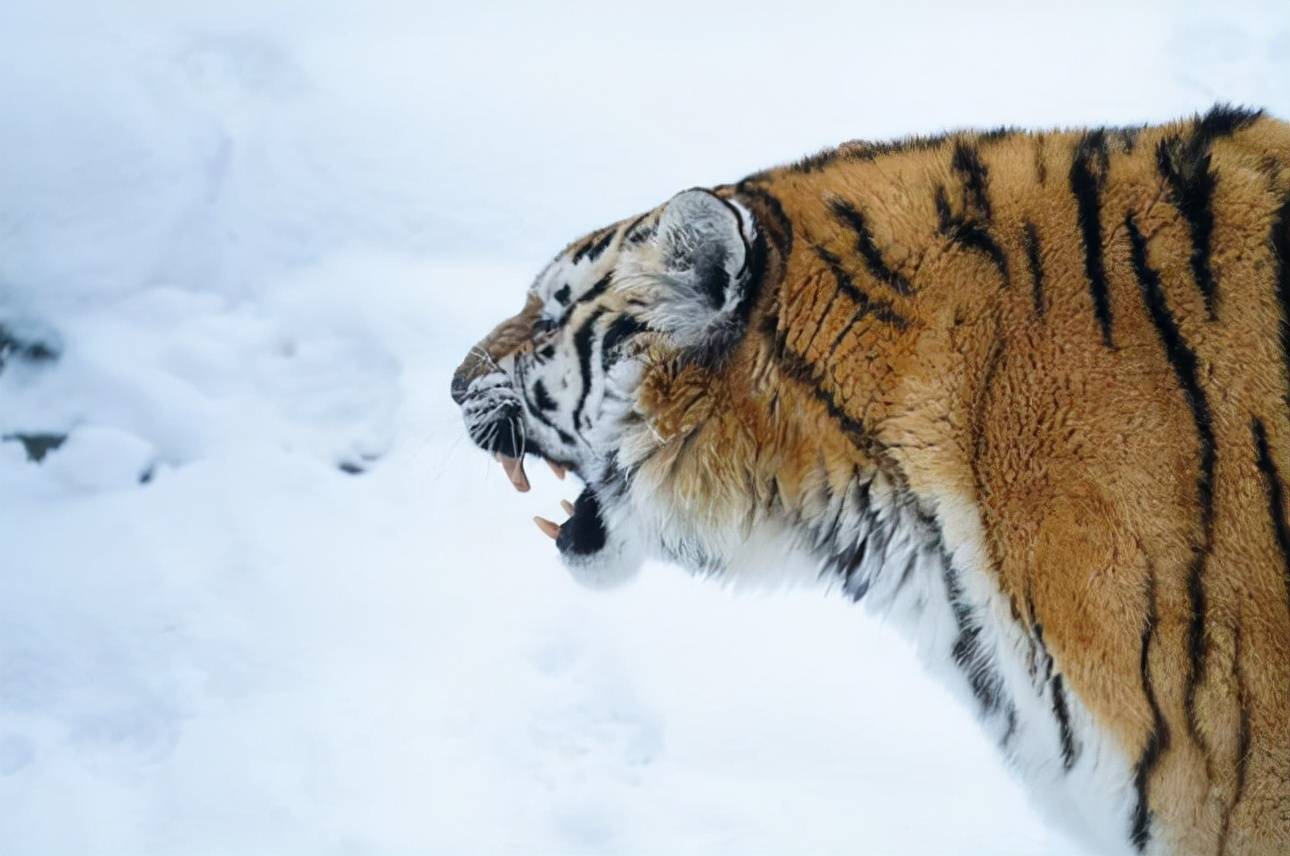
{"left": 451, "top": 106, "right": 1290, "bottom": 856}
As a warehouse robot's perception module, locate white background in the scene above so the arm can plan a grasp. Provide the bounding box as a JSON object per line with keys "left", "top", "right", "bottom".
{"left": 1, "top": 2, "right": 1286, "bottom": 853}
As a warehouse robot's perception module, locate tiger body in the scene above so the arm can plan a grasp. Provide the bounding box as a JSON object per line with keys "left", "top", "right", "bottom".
{"left": 451, "top": 107, "right": 1290, "bottom": 855}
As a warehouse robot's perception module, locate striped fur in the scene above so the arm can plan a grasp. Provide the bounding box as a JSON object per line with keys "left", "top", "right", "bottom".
{"left": 453, "top": 107, "right": 1290, "bottom": 855}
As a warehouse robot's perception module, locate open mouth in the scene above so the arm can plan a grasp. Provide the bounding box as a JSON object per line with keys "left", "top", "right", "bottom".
{"left": 491, "top": 448, "right": 607, "bottom": 558}
{"left": 456, "top": 367, "right": 610, "bottom": 558}
{"left": 492, "top": 451, "right": 608, "bottom": 559}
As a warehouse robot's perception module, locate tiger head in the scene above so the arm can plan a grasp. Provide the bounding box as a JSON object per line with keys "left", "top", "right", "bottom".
{"left": 450, "top": 186, "right": 905, "bottom": 591}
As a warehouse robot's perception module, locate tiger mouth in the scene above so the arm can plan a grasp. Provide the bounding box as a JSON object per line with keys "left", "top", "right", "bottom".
{"left": 492, "top": 451, "right": 607, "bottom": 557}
{"left": 462, "top": 379, "right": 608, "bottom": 557}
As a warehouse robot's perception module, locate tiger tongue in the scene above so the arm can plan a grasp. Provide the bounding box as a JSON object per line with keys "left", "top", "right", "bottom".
{"left": 495, "top": 453, "right": 530, "bottom": 492}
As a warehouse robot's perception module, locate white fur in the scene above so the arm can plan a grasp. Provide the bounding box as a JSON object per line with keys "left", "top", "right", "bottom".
{"left": 612, "top": 458, "right": 1140, "bottom": 856}
{"left": 919, "top": 493, "right": 1139, "bottom": 856}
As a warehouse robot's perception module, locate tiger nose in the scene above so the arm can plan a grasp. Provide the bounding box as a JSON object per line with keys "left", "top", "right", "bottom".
{"left": 450, "top": 373, "right": 470, "bottom": 405}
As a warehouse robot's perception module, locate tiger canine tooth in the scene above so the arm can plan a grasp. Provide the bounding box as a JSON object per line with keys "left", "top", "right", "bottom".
{"left": 560, "top": 499, "right": 575, "bottom": 516}
{"left": 547, "top": 460, "right": 567, "bottom": 480}
{"left": 495, "top": 453, "right": 530, "bottom": 492}
{"left": 511, "top": 459, "right": 530, "bottom": 492}
{"left": 533, "top": 516, "right": 560, "bottom": 540}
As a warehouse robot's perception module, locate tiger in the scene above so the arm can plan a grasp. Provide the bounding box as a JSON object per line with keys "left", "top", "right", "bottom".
{"left": 449, "top": 105, "right": 1290, "bottom": 856}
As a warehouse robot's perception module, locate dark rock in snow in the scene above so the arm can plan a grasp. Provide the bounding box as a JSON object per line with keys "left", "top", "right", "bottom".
{"left": 3, "top": 433, "right": 68, "bottom": 463}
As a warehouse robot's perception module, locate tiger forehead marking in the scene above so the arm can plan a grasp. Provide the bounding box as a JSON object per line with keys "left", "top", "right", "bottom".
{"left": 451, "top": 106, "right": 1290, "bottom": 855}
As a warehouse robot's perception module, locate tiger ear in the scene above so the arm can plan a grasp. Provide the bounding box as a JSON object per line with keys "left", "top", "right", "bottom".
{"left": 650, "top": 188, "right": 756, "bottom": 352}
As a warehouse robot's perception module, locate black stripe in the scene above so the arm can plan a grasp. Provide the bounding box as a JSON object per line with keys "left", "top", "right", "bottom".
{"left": 836, "top": 522, "right": 873, "bottom": 600}
{"left": 1151, "top": 106, "right": 1263, "bottom": 319}
{"left": 1127, "top": 213, "right": 1216, "bottom": 758}
{"left": 935, "top": 186, "right": 1010, "bottom": 285}
{"left": 530, "top": 402, "right": 577, "bottom": 447}
{"left": 769, "top": 331, "right": 875, "bottom": 453}
{"left": 736, "top": 182, "right": 795, "bottom": 258}
{"left": 622, "top": 212, "right": 654, "bottom": 245}
{"left": 734, "top": 224, "right": 769, "bottom": 329}
{"left": 801, "top": 288, "right": 844, "bottom": 356}
{"left": 1024, "top": 222, "right": 1046, "bottom": 316}
{"left": 553, "top": 284, "right": 572, "bottom": 305}
{"left": 1272, "top": 196, "right": 1290, "bottom": 413}
{"left": 1071, "top": 130, "right": 1115, "bottom": 347}
{"left": 570, "top": 308, "right": 606, "bottom": 433}
{"left": 1032, "top": 621, "right": 1053, "bottom": 682}
{"left": 600, "top": 315, "right": 647, "bottom": 372}
{"left": 1130, "top": 567, "right": 1170, "bottom": 852}
{"left": 813, "top": 247, "right": 910, "bottom": 359}
{"left": 942, "top": 561, "right": 1012, "bottom": 720}
{"left": 1050, "top": 674, "right": 1078, "bottom": 771}
{"left": 735, "top": 184, "right": 794, "bottom": 355}
{"left": 1253, "top": 418, "right": 1290, "bottom": 610}
{"left": 571, "top": 228, "right": 617, "bottom": 265}
{"left": 532, "top": 379, "right": 557, "bottom": 412}
{"left": 1194, "top": 103, "right": 1263, "bottom": 142}
{"left": 828, "top": 199, "right": 915, "bottom": 296}
{"left": 763, "top": 324, "right": 943, "bottom": 620}
{"left": 951, "top": 141, "right": 993, "bottom": 219}
{"left": 1156, "top": 137, "right": 1220, "bottom": 318}
{"left": 517, "top": 363, "right": 577, "bottom": 447}
{"left": 1030, "top": 617, "right": 1075, "bottom": 780}
{"left": 574, "top": 273, "right": 613, "bottom": 308}
{"left": 568, "top": 235, "right": 596, "bottom": 266}
{"left": 815, "top": 245, "right": 909, "bottom": 326}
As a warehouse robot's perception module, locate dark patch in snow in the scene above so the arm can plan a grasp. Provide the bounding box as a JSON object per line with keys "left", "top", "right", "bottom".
{"left": 337, "top": 452, "right": 382, "bottom": 475}
{"left": 4, "top": 433, "right": 68, "bottom": 463}
{"left": 0, "top": 322, "right": 61, "bottom": 371}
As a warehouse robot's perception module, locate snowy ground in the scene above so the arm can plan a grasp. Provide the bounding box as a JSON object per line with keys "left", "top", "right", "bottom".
{"left": 1, "top": 2, "right": 1286, "bottom": 854}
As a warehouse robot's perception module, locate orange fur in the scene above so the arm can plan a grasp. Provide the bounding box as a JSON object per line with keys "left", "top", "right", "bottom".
{"left": 458, "top": 109, "right": 1290, "bottom": 854}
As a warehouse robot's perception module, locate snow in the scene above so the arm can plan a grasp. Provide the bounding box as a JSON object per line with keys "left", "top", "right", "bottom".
{"left": 0, "top": 1, "right": 1286, "bottom": 853}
